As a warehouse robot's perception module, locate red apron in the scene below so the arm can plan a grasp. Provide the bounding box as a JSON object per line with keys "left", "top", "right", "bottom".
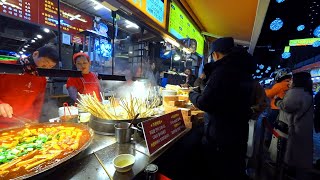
{"left": 80, "top": 73, "right": 102, "bottom": 101}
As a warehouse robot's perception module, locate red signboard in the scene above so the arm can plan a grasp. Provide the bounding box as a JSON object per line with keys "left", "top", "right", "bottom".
{"left": 141, "top": 110, "right": 186, "bottom": 155}
{"left": 0, "top": 0, "right": 93, "bottom": 36}
{"left": 0, "top": 0, "right": 38, "bottom": 23}
{"left": 39, "top": 0, "right": 93, "bottom": 35}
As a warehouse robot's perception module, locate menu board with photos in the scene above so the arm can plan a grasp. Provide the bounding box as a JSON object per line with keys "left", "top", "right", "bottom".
{"left": 127, "top": 0, "right": 167, "bottom": 28}
{"left": 168, "top": 1, "right": 204, "bottom": 56}
{"left": 0, "top": 0, "right": 93, "bottom": 35}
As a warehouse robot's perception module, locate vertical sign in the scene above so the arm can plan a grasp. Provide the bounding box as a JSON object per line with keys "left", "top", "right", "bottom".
{"left": 127, "top": 0, "right": 167, "bottom": 28}
{"left": 141, "top": 110, "right": 186, "bottom": 156}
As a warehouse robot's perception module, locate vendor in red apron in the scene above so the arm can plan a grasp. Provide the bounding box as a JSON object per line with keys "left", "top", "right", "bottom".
{"left": 66, "top": 52, "right": 102, "bottom": 102}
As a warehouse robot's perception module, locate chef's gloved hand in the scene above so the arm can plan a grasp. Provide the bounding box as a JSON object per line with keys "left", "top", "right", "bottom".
{"left": 0, "top": 103, "right": 13, "bottom": 118}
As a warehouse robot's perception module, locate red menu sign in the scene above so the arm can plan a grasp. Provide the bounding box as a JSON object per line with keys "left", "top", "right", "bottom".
{"left": 0, "top": 0, "right": 38, "bottom": 23}
{"left": 39, "top": 0, "right": 93, "bottom": 35}
{"left": 142, "top": 110, "right": 186, "bottom": 155}
{"left": 0, "top": 0, "right": 93, "bottom": 35}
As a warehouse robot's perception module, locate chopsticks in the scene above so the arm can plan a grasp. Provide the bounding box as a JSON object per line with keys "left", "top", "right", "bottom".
{"left": 93, "top": 153, "right": 113, "bottom": 180}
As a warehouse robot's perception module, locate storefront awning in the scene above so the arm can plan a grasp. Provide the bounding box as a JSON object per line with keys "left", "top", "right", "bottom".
{"left": 180, "top": 0, "right": 270, "bottom": 54}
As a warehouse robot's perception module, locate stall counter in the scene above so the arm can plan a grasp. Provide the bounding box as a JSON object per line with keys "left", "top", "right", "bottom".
{"left": 37, "top": 128, "right": 191, "bottom": 180}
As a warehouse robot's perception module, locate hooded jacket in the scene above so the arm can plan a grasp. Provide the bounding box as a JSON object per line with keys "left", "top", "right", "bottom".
{"left": 189, "top": 47, "right": 255, "bottom": 145}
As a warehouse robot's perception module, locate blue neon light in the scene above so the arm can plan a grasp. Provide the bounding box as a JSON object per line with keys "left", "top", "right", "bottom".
{"left": 270, "top": 18, "right": 283, "bottom": 31}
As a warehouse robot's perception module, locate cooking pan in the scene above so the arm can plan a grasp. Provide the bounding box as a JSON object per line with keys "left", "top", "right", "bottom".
{"left": 0, "top": 122, "right": 94, "bottom": 180}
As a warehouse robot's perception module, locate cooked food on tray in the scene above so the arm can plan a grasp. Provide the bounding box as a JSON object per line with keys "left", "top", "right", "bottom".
{"left": 0, "top": 124, "right": 92, "bottom": 179}
{"left": 78, "top": 93, "right": 159, "bottom": 120}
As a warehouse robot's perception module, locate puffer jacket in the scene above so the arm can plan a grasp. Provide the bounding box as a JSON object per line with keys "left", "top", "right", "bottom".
{"left": 189, "top": 47, "right": 255, "bottom": 145}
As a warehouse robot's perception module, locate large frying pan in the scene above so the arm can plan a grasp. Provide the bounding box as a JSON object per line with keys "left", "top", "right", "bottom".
{"left": 0, "top": 122, "right": 94, "bottom": 180}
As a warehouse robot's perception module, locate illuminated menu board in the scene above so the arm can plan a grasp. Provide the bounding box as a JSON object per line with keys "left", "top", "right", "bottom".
{"left": 0, "top": 0, "right": 93, "bottom": 35}
{"left": 0, "top": 0, "right": 38, "bottom": 23}
{"left": 39, "top": 0, "right": 93, "bottom": 35}
{"left": 168, "top": 2, "right": 204, "bottom": 56}
{"left": 127, "top": 0, "right": 167, "bottom": 28}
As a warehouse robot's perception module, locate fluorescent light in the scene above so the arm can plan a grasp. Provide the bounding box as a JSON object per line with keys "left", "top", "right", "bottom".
{"left": 125, "top": 20, "right": 139, "bottom": 29}
{"left": 31, "top": 40, "right": 35, "bottom": 43}
{"left": 43, "top": 28, "right": 50, "bottom": 33}
{"left": 37, "top": 34, "right": 42, "bottom": 39}
{"left": 182, "top": 47, "right": 192, "bottom": 54}
{"left": 24, "top": 45, "right": 28, "bottom": 48}
{"left": 94, "top": 4, "right": 103, "bottom": 10}
{"left": 90, "top": 0, "right": 111, "bottom": 11}
{"left": 19, "top": 51, "right": 23, "bottom": 54}
{"left": 22, "top": 49, "right": 26, "bottom": 52}
{"left": 164, "top": 51, "right": 170, "bottom": 55}
{"left": 165, "top": 37, "right": 180, "bottom": 48}
{"left": 34, "top": 38, "right": 38, "bottom": 40}
{"left": 129, "top": 51, "right": 133, "bottom": 54}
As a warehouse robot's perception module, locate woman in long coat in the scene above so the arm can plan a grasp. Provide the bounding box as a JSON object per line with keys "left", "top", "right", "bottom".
{"left": 275, "top": 72, "right": 314, "bottom": 179}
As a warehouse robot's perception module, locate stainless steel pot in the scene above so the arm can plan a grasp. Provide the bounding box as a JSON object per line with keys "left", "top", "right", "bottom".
{"left": 89, "top": 116, "right": 130, "bottom": 135}
{"left": 89, "top": 116, "right": 151, "bottom": 136}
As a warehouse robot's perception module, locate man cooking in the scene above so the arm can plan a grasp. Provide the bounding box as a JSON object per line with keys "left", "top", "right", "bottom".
{"left": 0, "top": 45, "right": 59, "bottom": 128}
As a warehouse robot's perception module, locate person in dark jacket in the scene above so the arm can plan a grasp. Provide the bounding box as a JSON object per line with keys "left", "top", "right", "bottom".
{"left": 189, "top": 37, "right": 255, "bottom": 179}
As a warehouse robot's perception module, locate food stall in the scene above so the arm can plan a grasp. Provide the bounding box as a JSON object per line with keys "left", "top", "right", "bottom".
{"left": 0, "top": 0, "right": 206, "bottom": 179}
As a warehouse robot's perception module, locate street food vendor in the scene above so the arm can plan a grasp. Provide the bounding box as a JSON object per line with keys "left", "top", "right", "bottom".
{"left": 66, "top": 52, "right": 102, "bottom": 102}
{"left": 0, "top": 45, "right": 59, "bottom": 128}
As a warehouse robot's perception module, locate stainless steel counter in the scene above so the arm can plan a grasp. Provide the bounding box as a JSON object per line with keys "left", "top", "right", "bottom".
{"left": 39, "top": 129, "right": 191, "bottom": 180}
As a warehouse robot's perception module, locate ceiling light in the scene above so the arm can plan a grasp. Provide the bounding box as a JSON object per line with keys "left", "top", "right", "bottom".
{"left": 22, "top": 49, "right": 26, "bottom": 52}
{"left": 174, "top": 54, "right": 181, "bottom": 61}
{"left": 34, "top": 38, "right": 38, "bottom": 40}
{"left": 90, "top": 0, "right": 110, "bottom": 11}
{"left": 125, "top": 20, "right": 139, "bottom": 29}
{"left": 165, "top": 37, "right": 180, "bottom": 48}
{"left": 256, "top": 69, "right": 260, "bottom": 73}
{"left": 31, "top": 40, "right": 35, "bottom": 43}
{"left": 270, "top": 18, "right": 284, "bottom": 31}
{"left": 24, "top": 45, "right": 28, "bottom": 48}
{"left": 129, "top": 51, "right": 133, "bottom": 54}
{"left": 36, "top": 34, "right": 42, "bottom": 39}
{"left": 278, "top": 65, "right": 281, "bottom": 68}
{"left": 19, "top": 51, "right": 23, "bottom": 54}
{"left": 94, "top": 3, "right": 103, "bottom": 10}
{"left": 43, "top": 28, "right": 50, "bottom": 33}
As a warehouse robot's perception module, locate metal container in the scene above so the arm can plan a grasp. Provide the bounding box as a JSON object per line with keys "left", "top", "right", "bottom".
{"left": 114, "top": 122, "right": 133, "bottom": 143}
{"left": 89, "top": 116, "right": 130, "bottom": 135}
{"left": 144, "top": 164, "right": 158, "bottom": 180}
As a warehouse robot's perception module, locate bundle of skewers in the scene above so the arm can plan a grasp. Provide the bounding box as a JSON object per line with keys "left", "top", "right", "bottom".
{"left": 77, "top": 92, "right": 159, "bottom": 120}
